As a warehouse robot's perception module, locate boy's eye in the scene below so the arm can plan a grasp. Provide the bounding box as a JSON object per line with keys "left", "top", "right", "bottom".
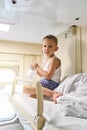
{"left": 43, "top": 45, "right": 52, "bottom": 48}
{"left": 44, "top": 45, "right": 47, "bottom": 48}
{"left": 49, "top": 45, "right": 52, "bottom": 48}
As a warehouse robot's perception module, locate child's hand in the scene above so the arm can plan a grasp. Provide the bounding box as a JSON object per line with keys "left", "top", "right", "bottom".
{"left": 53, "top": 92, "right": 63, "bottom": 104}
{"left": 31, "top": 62, "right": 39, "bottom": 70}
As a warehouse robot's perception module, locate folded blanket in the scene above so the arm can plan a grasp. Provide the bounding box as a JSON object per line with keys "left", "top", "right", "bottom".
{"left": 56, "top": 73, "right": 87, "bottom": 119}
{"left": 60, "top": 100, "right": 87, "bottom": 119}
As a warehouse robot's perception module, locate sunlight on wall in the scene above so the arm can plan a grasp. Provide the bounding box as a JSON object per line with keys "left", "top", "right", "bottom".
{"left": 0, "top": 69, "right": 16, "bottom": 83}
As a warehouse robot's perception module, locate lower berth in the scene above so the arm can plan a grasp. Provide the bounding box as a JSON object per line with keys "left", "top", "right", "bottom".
{"left": 11, "top": 73, "right": 87, "bottom": 130}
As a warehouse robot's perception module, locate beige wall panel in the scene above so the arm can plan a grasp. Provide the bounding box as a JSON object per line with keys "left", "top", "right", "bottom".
{"left": 0, "top": 40, "right": 42, "bottom": 55}
{"left": 56, "top": 30, "right": 77, "bottom": 79}
{"left": 76, "top": 27, "right": 82, "bottom": 73}
{"left": 81, "top": 26, "right": 87, "bottom": 72}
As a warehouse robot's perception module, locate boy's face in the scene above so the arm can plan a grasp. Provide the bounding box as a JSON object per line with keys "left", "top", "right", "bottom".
{"left": 42, "top": 38, "right": 58, "bottom": 57}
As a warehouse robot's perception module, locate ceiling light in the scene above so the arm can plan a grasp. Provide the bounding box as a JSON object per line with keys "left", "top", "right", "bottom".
{"left": 0, "top": 23, "right": 10, "bottom": 32}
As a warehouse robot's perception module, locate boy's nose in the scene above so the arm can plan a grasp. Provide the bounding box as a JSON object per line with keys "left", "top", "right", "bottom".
{"left": 46, "top": 46, "right": 49, "bottom": 50}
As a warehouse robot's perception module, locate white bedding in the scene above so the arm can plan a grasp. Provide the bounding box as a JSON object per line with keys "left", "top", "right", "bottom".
{"left": 13, "top": 73, "right": 87, "bottom": 130}
{"left": 13, "top": 93, "right": 87, "bottom": 130}
{"left": 56, "top": 73, "right": 87, "bottom": 118}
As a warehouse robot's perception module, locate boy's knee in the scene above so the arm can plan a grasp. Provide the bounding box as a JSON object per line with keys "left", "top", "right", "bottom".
{"left": 23, "top": 85, "right": 36, "bottom": 96}
{"left": 23, "top": 85, "right": 28, "bottom": 93}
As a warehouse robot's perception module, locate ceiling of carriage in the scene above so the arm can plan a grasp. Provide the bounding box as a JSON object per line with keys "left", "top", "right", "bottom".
{"left": 0, "top": 0, "right": 87, "bottom": 43}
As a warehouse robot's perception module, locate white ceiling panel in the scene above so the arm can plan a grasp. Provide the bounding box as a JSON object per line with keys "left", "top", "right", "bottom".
{"left": 0, "top": 0, "right": 87, "bottom": 43}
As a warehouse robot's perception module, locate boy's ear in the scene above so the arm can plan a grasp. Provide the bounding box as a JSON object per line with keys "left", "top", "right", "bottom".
{"left": 55, "top": 47, "right": 58, "bottom": 51}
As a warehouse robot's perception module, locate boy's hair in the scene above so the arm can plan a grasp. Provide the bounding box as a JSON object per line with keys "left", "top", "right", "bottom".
{"left": 43, "top": 34, "right": 58, "bottom": 45}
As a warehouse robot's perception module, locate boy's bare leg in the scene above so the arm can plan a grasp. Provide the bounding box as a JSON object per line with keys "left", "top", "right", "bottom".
{"left": 42, "top": 87, "right": 54, "bottom": 97}
{"left": 23, "top": 85, "right": 36, "bottom": 97}
{"left": 23, "top": 85, "right": 54, "bottom": 97}
{"left": 23, "top": 84, "right": 63, "bottom": 102}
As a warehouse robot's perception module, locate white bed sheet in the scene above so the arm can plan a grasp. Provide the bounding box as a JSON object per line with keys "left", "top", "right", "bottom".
{"left": 13, "top": 93, "right": 87, "bottom": 130}
{"left": 12, "top": 73, "right": 87, "bottom": 130}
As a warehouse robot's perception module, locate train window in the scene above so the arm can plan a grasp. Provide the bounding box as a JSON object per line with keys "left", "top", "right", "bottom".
{"left": 0, "top": 68, "right": 16, "bottom": 83}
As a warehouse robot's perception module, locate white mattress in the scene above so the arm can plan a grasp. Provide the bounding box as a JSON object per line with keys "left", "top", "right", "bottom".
{"left": 12, "top": 73, "right": 87, "bottom": 130}
{"left": 13, "top": 93, "right": 87, "bottom": 130}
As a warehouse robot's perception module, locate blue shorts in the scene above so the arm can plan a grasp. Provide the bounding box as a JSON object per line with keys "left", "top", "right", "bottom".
{"left": 40, "top": 79, "right": 59, "bottom": 90}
